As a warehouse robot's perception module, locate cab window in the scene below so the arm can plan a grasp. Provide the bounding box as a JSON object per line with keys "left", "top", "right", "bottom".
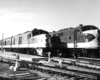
{"left": 91, "top": 26, "right": 98, "bottom": 29}
{"left": 81, "top": 26, "right": 91, "bottom": 32}
{"left": 81, "top": 25, "right": 98, "bottom": 32}
{"left": 32, "top": 29, "right": 49, "bottom": 36}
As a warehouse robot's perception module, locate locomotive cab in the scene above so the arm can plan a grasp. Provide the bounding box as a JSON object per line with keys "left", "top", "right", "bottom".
{"left": 31, "top": 29, "right": 51, "bottom": 56}
{"left": 80, "top": 25, "right": 99, "bottom": 48}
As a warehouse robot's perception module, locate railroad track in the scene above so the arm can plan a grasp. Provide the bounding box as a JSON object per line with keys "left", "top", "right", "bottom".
{"left": 79, "top": 57, "right": 100, "bottom": 65}
{"left": 52, "top": 57, "right": 100, "bottom": 70}
{"left": 1, "top": 60, "right": 100, "bottom": 79}
{"left": 0, "top": 55, "right": 100, "bottom": 80}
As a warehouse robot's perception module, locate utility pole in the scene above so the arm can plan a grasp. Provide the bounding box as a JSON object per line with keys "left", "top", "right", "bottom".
{"left": 1, "top": 33, "right": 4, "bottom": 52}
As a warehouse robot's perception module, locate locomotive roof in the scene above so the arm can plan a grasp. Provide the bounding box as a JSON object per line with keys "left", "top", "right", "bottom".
{"left": 57, "top": 24, "right": 98, "bottom": 32}
{"left": 2, "top": 28, "right": 49, "bottom": 41}
{"left": 32, "top": 28, "right": 49, "bottom": 32}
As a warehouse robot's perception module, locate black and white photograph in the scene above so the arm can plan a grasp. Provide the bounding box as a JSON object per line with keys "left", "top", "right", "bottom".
{"left": 0, "top": 0, "right": 100, "bottom": 80}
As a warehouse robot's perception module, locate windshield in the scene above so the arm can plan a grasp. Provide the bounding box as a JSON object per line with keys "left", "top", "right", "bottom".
{"left": 81, "top": 25, "right": 98, "bottom": 32}
{"left": 32, "top": 29, "right": 49, "bottom": 36}
{"left": 91, "top": 26, "right": 98, "bottom": 29}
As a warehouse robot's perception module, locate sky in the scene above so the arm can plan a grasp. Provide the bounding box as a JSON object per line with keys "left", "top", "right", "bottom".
{"left": 0, "top": 0, "right": 100, "bottom": 39}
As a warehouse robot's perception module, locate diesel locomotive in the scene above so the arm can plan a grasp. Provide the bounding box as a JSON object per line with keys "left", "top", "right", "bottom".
{"left": 0, "top": 29, "right": 50, "bottom": 56}
{"left": 50, "top": 24, "right": 100, "bottom": 58}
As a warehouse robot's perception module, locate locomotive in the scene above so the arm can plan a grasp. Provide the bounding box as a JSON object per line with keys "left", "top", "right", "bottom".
{"left": 0, "top": 29, "right": 50, "bottom": 56}
{"left": 49, "top": 24, "right": 100, "bottom": 58}
{"left": 0, "top": 28, "right": 66, "bottom": 57}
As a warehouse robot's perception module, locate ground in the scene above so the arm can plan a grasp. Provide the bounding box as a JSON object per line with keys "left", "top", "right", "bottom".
{"left": 0, "top": 62, "right": 71, "bottom": 80}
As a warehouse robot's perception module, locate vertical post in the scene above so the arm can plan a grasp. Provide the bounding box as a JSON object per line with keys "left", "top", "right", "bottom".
{"left": 73, "top": 30, "right": 79, "bottom": 58}
{"left": 14, "top": 53, "right": 20, "bottom": 71}
{"left": 74, "top": 30, "right": 77, "bottom": 48}
{"left": 1, "top": 33, "right": 4, "bottom": 52}
{"left": 47, "top": 51, "right": 51, "bottom": 63}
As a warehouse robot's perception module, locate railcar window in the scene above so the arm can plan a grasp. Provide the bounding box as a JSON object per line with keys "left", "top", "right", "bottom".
{"left": 19, "top": 36, "right": 22, "bottom": 44}
{"left": 6, "top": 41, "right": 8, "bottom": 45}
{"left": 0, "top": 40, "right": 2, "bottom": 45}
{"left": 7, "top": 40, "right": 10, "bottom": 45}
{"left": 5, "top": 41, "right": 6, "bottom": 45}
{"left": 2, "top": 41, "right": 4, "bottom": 45}
{"left": 0, "top": 41, "right": 1, "bottom": 45}
{"left": 9, "top": 40, "right": 10, "bottom": 45}
{"left": 3, "top": 41, "right": 5, "bottom": 45}
{"left": 11, "top": 38, "right": 13, "bottom": 45}
{"left": 1, "top": 40, "right": 3, "bottom": 45}
{"left": 0, "top": 41, "right": 2, "bottom": 45}
{"left": 0, "top": 41, "right": 1, "bottom": 46}
{"left": 13, "top": 38, "right": 15, "bottom": 45}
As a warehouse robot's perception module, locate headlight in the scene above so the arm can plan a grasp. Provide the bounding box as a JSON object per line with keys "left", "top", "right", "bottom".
{"left": 85, "top": 33, "right": 95, "bottom": 42}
